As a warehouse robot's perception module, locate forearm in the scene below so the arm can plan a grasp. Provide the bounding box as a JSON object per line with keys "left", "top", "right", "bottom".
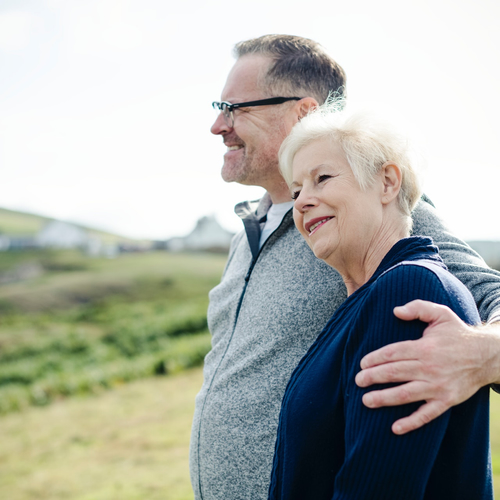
{"left": 474, "top": 321, "right": 500, "bottom": 387}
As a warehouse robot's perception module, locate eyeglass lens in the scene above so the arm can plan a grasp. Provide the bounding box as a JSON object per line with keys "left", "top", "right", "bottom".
{"left": 213, "top": 102, "right": 233, "bottom": 128}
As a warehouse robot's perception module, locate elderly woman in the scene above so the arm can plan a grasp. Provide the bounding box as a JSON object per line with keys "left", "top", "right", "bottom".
{"left": 268, "top": 103, "right": 492, "bottom": 500}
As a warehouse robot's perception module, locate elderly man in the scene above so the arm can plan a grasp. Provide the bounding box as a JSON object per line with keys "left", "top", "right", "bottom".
{"left": 190, "top": 34, "right": 500, "bottom": 500}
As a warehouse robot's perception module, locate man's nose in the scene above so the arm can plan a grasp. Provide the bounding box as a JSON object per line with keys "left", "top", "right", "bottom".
{"left": 211, "top": 112, "right": 231, "bottom": 135}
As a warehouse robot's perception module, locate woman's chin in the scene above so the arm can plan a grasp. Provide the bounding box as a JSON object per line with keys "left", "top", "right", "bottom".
{"left": 313, "top": 248, "right": 333, "bottom": 265}
{"left": 308, "top": 238, "right": 340, "bottom": 267}
{"left": 313, "top": 247, "right": 341, "bottom": 271}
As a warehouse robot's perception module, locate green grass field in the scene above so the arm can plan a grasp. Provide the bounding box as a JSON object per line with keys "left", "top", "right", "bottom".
{"left": 0, "top": 368, "right": 203, "bottom": 500}
{"left": 0, "top": 250, "right": 226, "bottom": 414}
{"left": 0, "top": 248, "right": 227, "bottom": 498}
{"left": 1, "top": 367, "right": 500, "bottom": 499}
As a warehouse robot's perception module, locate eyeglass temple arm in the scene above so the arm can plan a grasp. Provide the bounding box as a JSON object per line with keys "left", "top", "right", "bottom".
{"left": 212, "top": 97, "right": 302, "bottom": 111}
{"left": 230, "top": 97, "right": 302, "bottom": 110}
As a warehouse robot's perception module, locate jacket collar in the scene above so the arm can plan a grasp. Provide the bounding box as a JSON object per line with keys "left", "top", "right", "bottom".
{"left": 234, "top": 192, "right": 273, "bottom": 222}
{"left": 367, "top": 236, "right": 446, "bottom": 287}
{"left": 234, "top": 193, "right": 294, "bottom": 261}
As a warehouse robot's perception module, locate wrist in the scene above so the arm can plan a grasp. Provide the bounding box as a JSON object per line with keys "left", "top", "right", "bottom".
{"left": 473, "top": 323, "right": 500, "bottom": 386}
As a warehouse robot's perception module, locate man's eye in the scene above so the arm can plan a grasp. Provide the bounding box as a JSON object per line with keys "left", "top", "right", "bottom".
{"left": 291, "top": 190, "right": 300, "bottom": 200}
{"left": 318, "top": 174, "right": 331, "bottom": 183}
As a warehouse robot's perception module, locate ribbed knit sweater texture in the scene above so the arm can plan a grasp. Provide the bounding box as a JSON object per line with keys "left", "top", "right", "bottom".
{"left": 269, "top": 237, "right": 492, "bottom": 500}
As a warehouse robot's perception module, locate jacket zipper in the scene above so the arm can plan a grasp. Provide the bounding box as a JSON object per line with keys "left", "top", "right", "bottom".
{"left": 197, "top": 209, "right": 292, "bottom": 499}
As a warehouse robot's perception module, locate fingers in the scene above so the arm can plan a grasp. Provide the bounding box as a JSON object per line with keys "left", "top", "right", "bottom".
{"left": 360, "top": 340, "right": 417, "bottom": 369}
{"left": 356, "top": 360, "right": 422, "bottom": 387}
{"left": 393, "top": 299, "right": 453, "bottom": 324}
{"left": 362, "top": 302, "right": 464, "bottom": 372}
{"left": 391, "top": 400, "right": 449, "bottom": 435}
{"left": 361, "top": 381, "right": 426, "bottom": 408}
{"left": 362, "top": 383, "right": 451, "bottom": 434}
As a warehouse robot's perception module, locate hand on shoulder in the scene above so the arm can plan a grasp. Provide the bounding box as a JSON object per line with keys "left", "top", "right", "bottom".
{"left": 355, "top": 299, "right": 500, "bottom": 434}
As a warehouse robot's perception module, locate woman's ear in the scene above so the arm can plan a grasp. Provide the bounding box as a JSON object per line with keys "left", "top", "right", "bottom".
{"left": 380, "top": 162, "right": 402, "bottom": 205}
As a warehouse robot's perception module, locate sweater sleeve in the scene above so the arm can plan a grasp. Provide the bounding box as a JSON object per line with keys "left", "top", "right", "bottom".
{"left": 332, "top": 264, "right": 479, "bottom": 500}
{"left": 412, "top": 198, "right": 500, "bottom": 323}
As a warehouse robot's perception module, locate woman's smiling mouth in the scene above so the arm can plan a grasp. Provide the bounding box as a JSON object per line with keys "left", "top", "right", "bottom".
{"left": 306, "top": 217, "right": 334, "bottom": 235}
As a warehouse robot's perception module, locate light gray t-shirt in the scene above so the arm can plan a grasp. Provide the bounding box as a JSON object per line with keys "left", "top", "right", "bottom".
{"left": 259, "top": 202, "right": 294, "bottom": 248}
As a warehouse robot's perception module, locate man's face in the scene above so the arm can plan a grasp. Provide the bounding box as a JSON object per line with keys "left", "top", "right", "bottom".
{"left": 211, "top": 55, "right": 297, "bottom": 192}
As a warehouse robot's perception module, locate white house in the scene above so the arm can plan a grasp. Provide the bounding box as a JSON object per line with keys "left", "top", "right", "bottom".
{"left": 36, "top": 220, "right": 90, "bottom": 249}
{"left": 167, "top": 215, "right": 234, "bottom": 252}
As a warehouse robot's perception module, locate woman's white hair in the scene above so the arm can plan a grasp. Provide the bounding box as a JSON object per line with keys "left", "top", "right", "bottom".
{"left": 279, "top": 98, "right": 423, "bottom": 229}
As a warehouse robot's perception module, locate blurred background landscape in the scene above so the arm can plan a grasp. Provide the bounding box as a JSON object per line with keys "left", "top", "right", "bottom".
{"left": 0, "top": 207, "right": 228, "bottom": 499}
{"left": 1, "top": 0, "right": 500, "bottom": 498}
{"left": 0, "top": 207, "right": 230, "bottom": 415}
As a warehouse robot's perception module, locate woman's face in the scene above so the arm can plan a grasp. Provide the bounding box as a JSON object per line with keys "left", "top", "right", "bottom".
{"left": 291, "top": 138, "right": 384, "bottom": 270}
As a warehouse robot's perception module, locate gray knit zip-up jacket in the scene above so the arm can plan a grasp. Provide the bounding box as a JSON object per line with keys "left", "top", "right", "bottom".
{"left": 190, "top": 195, "right": 500, "bottom": 500}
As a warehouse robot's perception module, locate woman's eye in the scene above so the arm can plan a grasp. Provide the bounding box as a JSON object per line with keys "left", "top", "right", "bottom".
{"left": 291, "top": 190, "right": 301, "bottom": 200}
{"left": 318, "top": 174, "right": 331, "bottom": 183}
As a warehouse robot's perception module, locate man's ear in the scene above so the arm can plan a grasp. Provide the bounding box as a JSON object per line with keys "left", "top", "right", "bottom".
{"left": 297, "top": 97, "right": 318, "bottom": 121}
{"left": 380, "top": 162, "right": 402, "bottom": 205}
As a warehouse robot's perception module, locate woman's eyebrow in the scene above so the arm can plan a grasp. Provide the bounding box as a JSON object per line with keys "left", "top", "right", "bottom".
{"left": 308, "top": 164, "right": 330, "bottom": 177}
{"left": 291, "top": 163, "right": 332, "bottom": 187}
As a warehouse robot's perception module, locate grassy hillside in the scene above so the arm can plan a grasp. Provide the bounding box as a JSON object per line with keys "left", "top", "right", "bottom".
{"left": 0, "top": 249, "right": 227, "bottom": 414}
{"left": 0, "top": 207, "right": 52, "bottom": 235}
{"left": 0, "top": 206, "right": 137, "bottom": 244}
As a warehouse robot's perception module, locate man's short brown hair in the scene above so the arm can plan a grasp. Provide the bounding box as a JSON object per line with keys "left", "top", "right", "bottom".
{"left": 234, "top": 34, "right": 346, "bottom": 104}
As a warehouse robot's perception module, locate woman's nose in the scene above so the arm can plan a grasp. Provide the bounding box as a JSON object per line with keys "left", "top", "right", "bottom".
{"left": 294, "top": 188, "right": 316, "bottom": 213}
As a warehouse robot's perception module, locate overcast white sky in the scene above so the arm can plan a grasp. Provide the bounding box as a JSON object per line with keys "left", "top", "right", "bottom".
{"left": 1, "top": 0, "right": 499, "bottom": 241}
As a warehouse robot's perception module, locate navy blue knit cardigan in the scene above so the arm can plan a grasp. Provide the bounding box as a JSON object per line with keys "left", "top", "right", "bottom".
{"left": 268, "top": 237, "right": 492, "bottom": 500}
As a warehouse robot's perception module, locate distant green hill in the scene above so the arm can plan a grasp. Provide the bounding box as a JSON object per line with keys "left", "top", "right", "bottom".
{"left": 0, "top": 207, "right": 139, "bottom": 244}
{"left": 0, "top": 207, "right": 52, "bottom": 235}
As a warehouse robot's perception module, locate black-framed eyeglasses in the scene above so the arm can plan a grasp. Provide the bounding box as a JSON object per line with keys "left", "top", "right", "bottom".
{"left": 212, "top": 97, "right": 303, "bottom": 128}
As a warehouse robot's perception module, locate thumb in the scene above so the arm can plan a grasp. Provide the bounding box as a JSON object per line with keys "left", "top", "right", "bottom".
{"left": 394, "top": 299, "right": 448, "bottom": 325}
